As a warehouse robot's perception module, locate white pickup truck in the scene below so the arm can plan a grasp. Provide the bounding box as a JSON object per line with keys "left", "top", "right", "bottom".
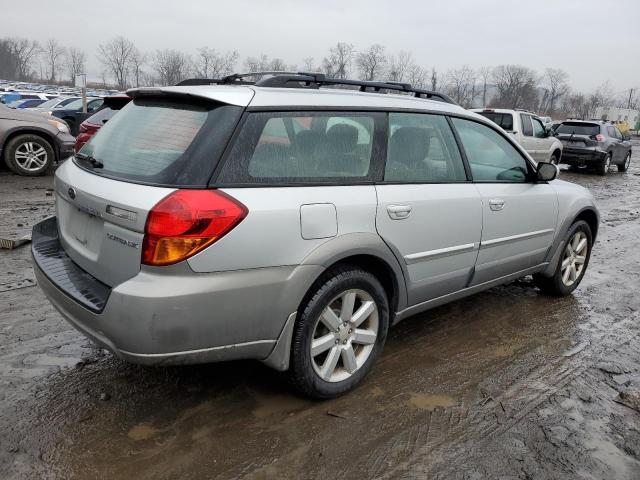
{"left": 472, "top": 108, "right": 563, "bottom": 164}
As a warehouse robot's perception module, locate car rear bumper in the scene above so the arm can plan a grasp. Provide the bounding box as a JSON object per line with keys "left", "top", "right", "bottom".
{"left": 32, "top": 216, "right": 321, "bottom": 366}
{"left": 55, "top": 132, "right": 75, "bottom": 162}
{"left": 560, "top": 147, "right": 607, "bottom": 166}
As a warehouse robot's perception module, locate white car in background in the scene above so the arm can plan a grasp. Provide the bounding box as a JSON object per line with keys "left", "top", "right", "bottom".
{"left": 472, "top": 108, "right": 563, "bottom": 164}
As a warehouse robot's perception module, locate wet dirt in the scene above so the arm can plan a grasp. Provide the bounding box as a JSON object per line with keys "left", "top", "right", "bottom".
{"left": 1, "top": 144, "right": 640, "bottom": 479}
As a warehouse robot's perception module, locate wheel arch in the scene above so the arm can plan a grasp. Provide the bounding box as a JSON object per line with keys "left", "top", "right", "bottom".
{"left": 1, "top": 128, "right": 58, "bottom": 163}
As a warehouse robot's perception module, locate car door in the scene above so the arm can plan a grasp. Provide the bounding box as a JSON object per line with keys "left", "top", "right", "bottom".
{"left": 450, "top": 117, "right": 558, "bottom": 286}
{"left": 375, "top": 113, "right": 482, "bottom": 306}
{"left": 519, "top": 113, "right": 538, "bottom": 160}
{"left": 612, "top": 126, "right": 627, "bottom": 162}
{"left": 531, "top": 116, "right": 550, "bottom": 161}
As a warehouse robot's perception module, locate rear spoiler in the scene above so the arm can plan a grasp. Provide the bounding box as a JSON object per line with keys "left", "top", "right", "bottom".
{"left": 125, "top": 86, "right": 254, "bottom": 107}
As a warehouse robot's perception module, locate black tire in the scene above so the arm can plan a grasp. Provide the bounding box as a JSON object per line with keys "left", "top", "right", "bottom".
{"left": 533, "top": 220, "right": 593, "bottom": 296}
{"left": 618, "top": 152, "right": 631, "bottom": 172}
{"left": 596, "top": 153, "right": 611, "bottom": 176}
{"left": 4, "top": 134, "right": 54, "bottom": 176}
{"left": 289, "top": 266, "right": 389, "bottom": 399}
{"left": 550, "top": 153, "right": 559, "bottom": 165}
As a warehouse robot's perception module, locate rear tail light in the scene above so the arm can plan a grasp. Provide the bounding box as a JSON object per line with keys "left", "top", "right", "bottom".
{"left": 142, "top": 190, "right": 247, "bottom": 266}
{"left": 78, "top": 123, "right": 88, "bottom": 134}
{"left": 595, "top": 134, "right": 606, "bottom": 142}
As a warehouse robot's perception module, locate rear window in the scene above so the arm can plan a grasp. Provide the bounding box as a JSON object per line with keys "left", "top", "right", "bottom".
{"left": 556, "top": 122, "right": 600, "bottom": 136}
{"left": 477, "top": 112, "right": 514, "bottom": 131}
{"left": 76, "top": 97, "right": 242, "bottom": 187}
{"left": 217, "top": 111, "right": 383, "bottom": 184}
{"left": 85, "top": 107, "right": 115, "bottom": 125}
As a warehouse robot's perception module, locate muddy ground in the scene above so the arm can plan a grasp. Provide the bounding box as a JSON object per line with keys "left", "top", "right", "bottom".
{"left": 1, "top": 144, "right": 640, "bottom": 479}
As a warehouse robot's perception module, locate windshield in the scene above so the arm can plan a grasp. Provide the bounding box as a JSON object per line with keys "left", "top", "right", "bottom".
{"left": 77, "top": 97, "right": 243, "bottom": 187}
{"left": 37, "top": 98, "right": 63, "bottom": 109}
{"left": 477, "top": 112, "right": 514, "bottom": 131}
{"left": 62, "top": 98, "right": 85, "bottom": 110}
{"left": 556, "top": 122, "right": 600, "bottom": 136}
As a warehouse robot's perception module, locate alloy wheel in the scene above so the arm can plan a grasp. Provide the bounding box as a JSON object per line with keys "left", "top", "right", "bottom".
{"left": 561, "top": 231, "right": 588, "bottom": 286}
{"left": 14, "top": 142, "right": 48, "bottom": 172}
{"left": 310, "top": 289, "right": 379, "bottom": 383}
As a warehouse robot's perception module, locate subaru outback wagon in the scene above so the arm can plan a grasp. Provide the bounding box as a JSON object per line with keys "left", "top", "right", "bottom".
{"left": 32, "top": 73, "right": 599, "bottom": 398}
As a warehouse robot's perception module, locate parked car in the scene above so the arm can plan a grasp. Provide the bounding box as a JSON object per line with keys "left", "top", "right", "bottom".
{"left": 471, "top": 108, "right": 563, "bottom": 164}
{"left": 0, "top": 92, "right": 54, "bottom": 104}
{"left": 6, "top": 98, "right": 47, "bottom": 109}
{"left": 537, "top": 115, "right": 553, "bottom": 128}
{"left": 74, "top": 95, "right": 131, "bottom": 152}
{"left": 554, "top": 120, "right": 632, "bottom": 175}
{"left": 32, "top": 74, "right": 599, "bottom": 398}
{"left": 0, "top": 104, "right": 75, "bottom": 175}
{"left": 50, "top": 97, "right": 104, "bottom": 135}
{"left": 28, "top": 96, "right": 80, "bottom": 113}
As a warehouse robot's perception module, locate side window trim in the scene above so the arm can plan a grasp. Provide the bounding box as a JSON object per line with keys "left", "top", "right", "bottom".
{"left": 449, "top": 115, "right": 536, "bottom": 183}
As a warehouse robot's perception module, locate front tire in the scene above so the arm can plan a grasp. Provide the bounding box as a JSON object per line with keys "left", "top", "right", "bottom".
{"left": 618, "top": 152, "right": 631, "bottom": 172}
{"left": 533, "top": 220, "right": 592, "bottom": 296}
{"left": 289, "top": 266, "right": 389, "bottom": 399}
{"left": 596, "top": 153, "right": 611, "bottom": 176}
{"left": 4, "top": 134, "right": 54, "bottom": 176}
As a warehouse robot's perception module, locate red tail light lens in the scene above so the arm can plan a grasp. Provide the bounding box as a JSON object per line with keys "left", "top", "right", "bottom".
{"left": 142, "top": 190, "right": 247, "bottom": 266}
{"left": 595, "top": 134, "right": 605, "bottom": 142}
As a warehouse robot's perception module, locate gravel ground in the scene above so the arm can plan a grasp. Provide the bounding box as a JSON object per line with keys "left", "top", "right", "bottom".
{"left": 1, "top": 144, "right": 639, "bottom": 479}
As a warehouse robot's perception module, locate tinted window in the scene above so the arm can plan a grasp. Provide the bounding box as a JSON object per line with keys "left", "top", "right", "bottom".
{"left": 613, "top": 127, "right": 623, "bottom": 140}
{"left": 520, "top": 114, "right": 533, "bottom": 136}
{"left": 477, "top": 112, "right": 514, "bottom": 131}
{"left": 556, "top": 122, "right": 600, "bottom": 136}
{"left": 607, "top": 126, "right": 617, "bottom": 138}
{"left": 385, "top": 113, "right": 466, "bottom": 182}
{"left": 452, "top": 118, "right": 529, "bottom": 182}
{"left": 85, "top": 107, "right": 115, "bottom": 125}
{"left": 218, "top": 112, "right": 381, "bottom": 183}
{"left": 77, "top": 98, "right": 242, "bottom": 187}
{"left": 531, "top": 117, "right": 546, "bottom": 138}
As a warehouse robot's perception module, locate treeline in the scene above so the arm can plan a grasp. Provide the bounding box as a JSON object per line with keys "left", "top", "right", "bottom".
{"left": 1, "top": 36, "right": 637, "bottom": 119}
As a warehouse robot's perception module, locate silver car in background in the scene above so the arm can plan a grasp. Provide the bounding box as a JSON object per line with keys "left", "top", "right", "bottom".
{"left": 32, "top": 73, "right": 599, "bottom": 398}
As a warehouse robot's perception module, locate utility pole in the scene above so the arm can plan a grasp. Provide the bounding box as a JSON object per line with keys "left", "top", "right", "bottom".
{"left": 627, "top": 88, "right": 634, "bottom": 110}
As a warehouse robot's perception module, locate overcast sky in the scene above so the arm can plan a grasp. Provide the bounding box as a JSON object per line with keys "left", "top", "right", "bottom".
{"left": 2, "top": 0, "right": 638, "bottom": 93}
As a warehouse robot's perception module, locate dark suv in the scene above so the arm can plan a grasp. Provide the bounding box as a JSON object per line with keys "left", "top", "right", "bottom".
{"left": 555, "top": 120, "right": 632, "bottom": 175}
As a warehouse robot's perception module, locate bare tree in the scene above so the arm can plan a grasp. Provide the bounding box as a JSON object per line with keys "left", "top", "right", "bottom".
{"left": 43, "top": 39, "right": 65, "bottom": 83}
{"left": 97, "top": 36, "right": 136, "bottom": 89}
{"left": 445, "top": 66, "right": 477, "bottom": 108}
{"left": 195, "top": 47, "right": 238, "bottom": 78}
{"left": 478, "top": 66, "right": 492, "bottom": 107}
{"left": 356, "top": 44, "right": 387, "bottom": 81}
{"left": 243, "top": 54, "right": 270, "bottom": 72}
{"left": 490, "top": 64, "right": 539, "bottom": 110}
{"left": 322, "top": 42, "right": 355, "bottom": 79}
{"left": 127, "top": 48, "right": 147, "bottom": 88}
{"left": 406, "top": 64, "right": 429, "bottom": 89}
{"left": 269, "top": 58, "right": 287, "bottom": 71}
{"left": 430, "top": 67, "right": 438, "bottom": 91}
{"left": 153, "top": 49, "right": 192, "bottom": 86}
{"left": 302, "top": 57, "right": 316, "bottom": 72}
{"left": 387, "top": 51, "right": 413, "bottom": 82}
{"left": 10, "top": 38, "right": 40, "bottom": 80}
{"left": 541, "top": 68, "right": 569, "bottom": 115}
{"left": 64, "top": 47, "right": 85, "bottom": 84}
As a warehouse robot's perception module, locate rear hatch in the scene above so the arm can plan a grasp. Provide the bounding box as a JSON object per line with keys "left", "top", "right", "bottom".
{"left": 55, "top": 90, "right": 248, "bottom": 287}
{"left": 555, "top": 122, "right": 600, "bottom": 148}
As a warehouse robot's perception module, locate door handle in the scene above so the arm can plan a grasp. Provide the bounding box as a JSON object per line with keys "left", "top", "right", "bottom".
{"left": 387, "top": 204, "right": 412, "bottom": 220}
{"left": 489, "top": 198, "right": 505, "bottom": 211}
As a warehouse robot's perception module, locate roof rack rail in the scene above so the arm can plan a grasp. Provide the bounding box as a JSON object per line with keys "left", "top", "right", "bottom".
{"left": 175, "top": 72, "right": 457, "bottom": 105}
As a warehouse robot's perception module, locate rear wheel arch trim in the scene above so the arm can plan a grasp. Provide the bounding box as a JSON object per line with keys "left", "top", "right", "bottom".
{"left": 1, "top": 127, "right": 57, "bottom": 161}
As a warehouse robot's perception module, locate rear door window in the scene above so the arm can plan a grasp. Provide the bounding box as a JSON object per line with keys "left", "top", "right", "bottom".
{"left": 531, "top": 117, "right": 546, "bottom": 138}
{"left": 77, "top": 97, "right": 243, "bottom": 187}
{"left": 217, "top": 111, "right": 383, "bottom": 184}
{"left": 520, "top": 114, "right": 533, "bottom": 136}
{"left": 385, "top": 113, "right": 467, "bottom": 182}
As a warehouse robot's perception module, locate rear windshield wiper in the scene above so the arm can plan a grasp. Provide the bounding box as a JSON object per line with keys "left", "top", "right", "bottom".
{"left": 75, "top": 152, "right": 104, "bottom": 169}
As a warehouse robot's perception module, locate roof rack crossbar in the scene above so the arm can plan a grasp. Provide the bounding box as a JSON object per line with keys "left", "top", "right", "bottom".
{"left": 175, "top": 72, "right": 456, "bottom": 104}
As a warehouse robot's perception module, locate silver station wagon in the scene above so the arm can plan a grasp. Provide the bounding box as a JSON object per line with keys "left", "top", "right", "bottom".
{"left": 32, "top": 73, "right": 599, "bottom": 398}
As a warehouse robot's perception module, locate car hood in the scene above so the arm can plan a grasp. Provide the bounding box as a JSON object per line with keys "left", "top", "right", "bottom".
{"left": 0, "top": 104, "right": 50, "bottom": 124}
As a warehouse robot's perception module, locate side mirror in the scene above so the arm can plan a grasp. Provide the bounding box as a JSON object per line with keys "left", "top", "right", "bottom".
{"left": 537, "top": 162, "right": 559, "bottom": 182}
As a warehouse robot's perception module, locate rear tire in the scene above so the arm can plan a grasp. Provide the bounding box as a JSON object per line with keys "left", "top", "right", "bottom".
{"left": 550, "top": 153, "right": 559, "bottom": 165}
{"left": 533, "top": 220, "right": 592, "bottom": 296}
{"left": 618, "top": 152, "right": 631, "bottom": 172}
{"left": 289, "top": 266, "right": 389, "bottom": 399}
{"left": 596, "top": 153, "right": 611, "bottom": 176}
{"left": 4, "top": 134, "right": 54, "bottom": 176}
